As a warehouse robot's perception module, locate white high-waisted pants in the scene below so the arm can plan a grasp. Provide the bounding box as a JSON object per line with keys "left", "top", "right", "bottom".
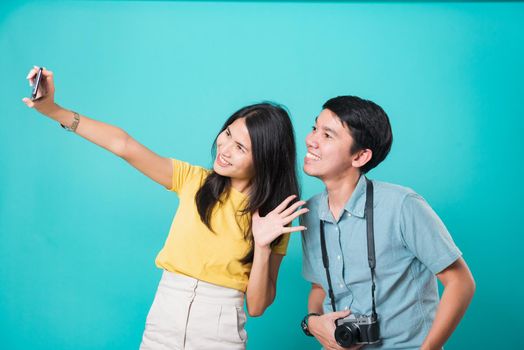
{"left": 140, "top": 271, "right": 247, "bottom": 350}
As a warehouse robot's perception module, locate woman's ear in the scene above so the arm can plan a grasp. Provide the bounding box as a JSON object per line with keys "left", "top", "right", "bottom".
{"left": 351, "top": 149, "right": 373, "bottom": 169}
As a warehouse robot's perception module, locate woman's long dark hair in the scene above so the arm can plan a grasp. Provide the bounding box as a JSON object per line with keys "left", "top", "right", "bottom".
{"left": 195, "top": 102, "right": 299, "bottom": 264}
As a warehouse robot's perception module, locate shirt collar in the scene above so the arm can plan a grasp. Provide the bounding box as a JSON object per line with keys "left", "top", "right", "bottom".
{"left": 317, "top": 175, "right": 368, "bottom": 222}
{"left": 344, "top": 175, "right": 367, "bottom": 218}
{"left": 318, "top": 191, "right": 333, "bottom": 222}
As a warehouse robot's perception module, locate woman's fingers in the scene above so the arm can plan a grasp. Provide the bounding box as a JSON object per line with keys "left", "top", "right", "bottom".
{"left": 282, "top": 225, "right": 307, "bottom": 234}
{"left": 22, "top": 97, "right": 35, "bottom": 108}
{"left": 40, "top": 68, "right": 54, "bottom": 92}
{"left": 41, "top": 67, "right": 53, "bottom": 77}
{"left": 272, "top": 194, "right": 297, "bottom": 214}
{"left": 41, "top": 68, "right": 54, "bottom": 85}
{"left": 26, "top": 67, "right": 38, "bottom": 80}
{"left": 282, "top": 207, "right": 309, "bottom": 225}
{"left": 25, "top": 66, "right": 54, "bottom": 86}
{"left": 280, "top": 199, "right": 307, "bottom": 217}
{"left": 24, "top": 66, "right": 54, "bottom": 103}
{"left": 26, "top": 67, "right": 39, "bottom": 86}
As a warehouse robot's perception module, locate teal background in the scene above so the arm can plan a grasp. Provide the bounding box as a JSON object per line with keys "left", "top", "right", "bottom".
{"left": 1, "top": 1, "right": 523, "bottom": 349}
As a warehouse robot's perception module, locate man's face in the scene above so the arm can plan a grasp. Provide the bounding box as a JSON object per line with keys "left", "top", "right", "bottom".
{"left": 303, "top": 109, "right": 357, "bottom": 180}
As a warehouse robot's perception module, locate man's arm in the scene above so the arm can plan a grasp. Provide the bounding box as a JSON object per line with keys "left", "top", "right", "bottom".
{"left": 421, "top": 258, "right": 476, "bottom": 350}
{"left": 308, "top": 283, "right": 325, "bottom": 314}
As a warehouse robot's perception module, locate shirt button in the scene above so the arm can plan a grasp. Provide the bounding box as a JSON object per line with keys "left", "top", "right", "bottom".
{"left": 339, "top": 283, "right": 344, "bottom": 288}
{"left": 337, "top": 255, "right": 341, "bottom": 260}
{"left": 344, "top": 306, "right": 349, "bottom": 310}
{"left": 348, "top": 213, "right": 352, "bottom": 217}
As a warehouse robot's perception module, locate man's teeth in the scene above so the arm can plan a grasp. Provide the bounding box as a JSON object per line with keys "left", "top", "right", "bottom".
{"left": 306, "top": 152, "right": 321, "bottom": 161}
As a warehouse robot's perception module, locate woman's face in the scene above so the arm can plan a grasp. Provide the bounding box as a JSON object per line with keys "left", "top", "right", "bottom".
{"left": 214, "top": 117, "right": 255, "bottom": 192}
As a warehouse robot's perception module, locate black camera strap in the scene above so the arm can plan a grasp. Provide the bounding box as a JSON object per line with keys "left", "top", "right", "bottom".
{"left": 320, "top": 177, "right": 377, "bottom": 318}
{"left": 320, "top": 220, "right": 337, "bottom": 312}
{"left": 365, "top": 178, "right": 378, "bottom": 318}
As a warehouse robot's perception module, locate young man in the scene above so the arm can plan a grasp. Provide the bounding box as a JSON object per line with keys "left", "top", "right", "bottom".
{"left": 299, "top": 96, "right": 475, "bottom": 350}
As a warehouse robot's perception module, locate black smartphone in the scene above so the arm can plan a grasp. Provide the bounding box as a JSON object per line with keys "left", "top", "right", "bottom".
{"left": 31, "top": 67, "right": 44, "bottom": 100}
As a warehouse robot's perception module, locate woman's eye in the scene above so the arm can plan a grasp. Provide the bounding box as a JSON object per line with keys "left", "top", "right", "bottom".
{"left": 324, "top": 133, "right": 331, "bottom": 139}
{"left": 312, "top": 126, "right": 317, "bottom": 132}
{"left": 237, "top": 145, "right": 245, "bottom": 152}
{"left": 225, "top": 129, "right": 231, "bottom": 136}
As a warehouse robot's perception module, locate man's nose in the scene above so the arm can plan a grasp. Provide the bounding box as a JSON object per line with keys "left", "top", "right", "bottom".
{"left": 306, "top": 133, "right": 318, "bottom": 148}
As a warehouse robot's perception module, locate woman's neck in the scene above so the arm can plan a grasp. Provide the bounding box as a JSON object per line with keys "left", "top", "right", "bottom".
{"left": 231, "top": 178, "right": 251, "bottom": 194}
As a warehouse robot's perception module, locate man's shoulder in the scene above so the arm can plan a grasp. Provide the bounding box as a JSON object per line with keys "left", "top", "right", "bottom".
{"left": 305, "top": 192, "right": 324, "bottom": 208}
{"left": 372, "top": 179, "right": 419, "bottom": 204}
{"left": 300, "top": 192, "right": 324, "bottom": 226}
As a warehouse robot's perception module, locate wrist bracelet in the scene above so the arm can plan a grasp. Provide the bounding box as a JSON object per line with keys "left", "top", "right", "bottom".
{"left": 60, "top": 111, "right": 80, "bottom": 132}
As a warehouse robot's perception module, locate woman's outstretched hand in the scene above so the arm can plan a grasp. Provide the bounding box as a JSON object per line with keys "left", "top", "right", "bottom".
{"left": 22, "top": 66, "right": 57, "bottom": 115}
{"left": 252, "top": 195, "right": 309, "bottom": 249}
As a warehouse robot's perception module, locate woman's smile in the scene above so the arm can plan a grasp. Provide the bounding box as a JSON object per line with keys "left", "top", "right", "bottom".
{"left": 216, "top": 153, "right": 232, "bottom": 167}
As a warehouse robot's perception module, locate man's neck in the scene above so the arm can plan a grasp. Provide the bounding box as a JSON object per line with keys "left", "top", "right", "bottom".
{"left": 323, "top": 169, "right": 361, "bottom": 221}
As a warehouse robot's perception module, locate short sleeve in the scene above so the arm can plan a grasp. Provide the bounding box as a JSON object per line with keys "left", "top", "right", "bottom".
{"left": 168, "top": 158, "right": 206, "bottom": 193}
{"left": 300, "top": 215, "right": 321, "bottom": 284}
{"left": 271, "top": 233, "right": 291, "bottom": 255}
{"left": 400, "top": 193, "right": 462, "bottom": 274}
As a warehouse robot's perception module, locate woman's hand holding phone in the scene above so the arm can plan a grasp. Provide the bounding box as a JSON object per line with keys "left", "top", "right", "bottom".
{"left": 22, "top": 66, "right": 58, "bottom": 116}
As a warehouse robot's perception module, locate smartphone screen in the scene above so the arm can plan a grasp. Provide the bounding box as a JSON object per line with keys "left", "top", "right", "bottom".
{"left": 31, "top": 68, "right": 43, "bottom": 100}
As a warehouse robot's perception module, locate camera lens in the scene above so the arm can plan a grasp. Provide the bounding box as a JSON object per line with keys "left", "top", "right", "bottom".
{"left": 335, "top": 323, "right": 360, "bottom": 348}
{"left": 339, "top": 330, "right": 351, "bottom": 342}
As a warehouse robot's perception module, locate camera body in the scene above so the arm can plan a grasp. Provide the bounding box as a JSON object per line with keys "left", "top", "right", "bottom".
{"left": 334, "top": 313, "right": 380, "bottom": 348}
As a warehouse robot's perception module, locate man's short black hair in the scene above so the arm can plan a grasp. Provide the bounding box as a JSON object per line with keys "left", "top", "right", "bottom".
{"left": 323, "top": 95, "right": 393, "bottom": 173}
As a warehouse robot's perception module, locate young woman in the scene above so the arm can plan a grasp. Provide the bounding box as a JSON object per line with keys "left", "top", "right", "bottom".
{"left": 23, "top": 67, "right": 308, "bottom": 350}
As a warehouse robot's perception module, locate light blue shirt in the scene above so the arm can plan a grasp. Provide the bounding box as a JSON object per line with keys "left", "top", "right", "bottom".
{"left": 301, "top": 175, "right": 462, "bottom": 350}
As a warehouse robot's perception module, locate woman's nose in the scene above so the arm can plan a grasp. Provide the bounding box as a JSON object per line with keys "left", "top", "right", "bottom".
{"left": 221, "top": 141, "right": 233, "bottom": 156}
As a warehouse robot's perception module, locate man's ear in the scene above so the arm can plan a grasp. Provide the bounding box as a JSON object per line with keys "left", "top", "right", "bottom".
{"left": 352, "top": 149, "right": 373, "bottom": 169}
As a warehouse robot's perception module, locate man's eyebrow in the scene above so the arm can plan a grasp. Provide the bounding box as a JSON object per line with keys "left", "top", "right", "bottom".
{"left": 321, "top": 125, "right": 338, "bottom": 136}
{"left": 314, "top": 116, "right": 338, "bottom": 135}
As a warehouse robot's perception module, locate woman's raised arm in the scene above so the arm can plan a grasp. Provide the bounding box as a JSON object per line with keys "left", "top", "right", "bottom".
{"left": 22, "top": 67, "right": 173, "bottom": 189}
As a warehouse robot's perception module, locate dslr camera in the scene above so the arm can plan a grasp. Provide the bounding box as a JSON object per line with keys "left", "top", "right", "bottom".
{"left": 334, "top": 313, "right": 380, "bottom": 347}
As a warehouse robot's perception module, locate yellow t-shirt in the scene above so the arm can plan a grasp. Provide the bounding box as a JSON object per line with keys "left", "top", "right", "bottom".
{"left": 155, "top": 158, "right": 290, "bottom": 292}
